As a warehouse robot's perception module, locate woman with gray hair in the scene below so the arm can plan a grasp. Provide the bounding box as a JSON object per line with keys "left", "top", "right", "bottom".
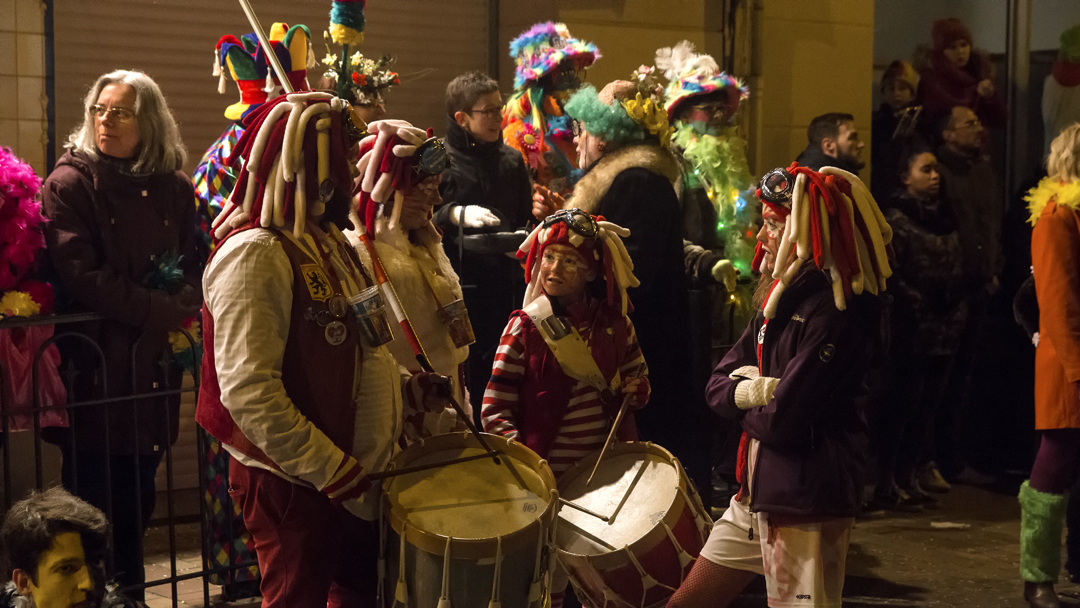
{"left": 41, "top": 69, "right": 202, "bottom": 597}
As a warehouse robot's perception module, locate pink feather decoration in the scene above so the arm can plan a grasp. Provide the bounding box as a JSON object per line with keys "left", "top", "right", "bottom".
{"left": 0, "top": 148, "right": 47, "bottom": 292}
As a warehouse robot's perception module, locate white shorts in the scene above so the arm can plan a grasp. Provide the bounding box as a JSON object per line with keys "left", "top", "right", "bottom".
{"left": 699, "top": 441, "right": 854, "bottom": 608}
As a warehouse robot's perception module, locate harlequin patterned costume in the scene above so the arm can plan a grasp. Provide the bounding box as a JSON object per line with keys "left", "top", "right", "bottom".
{"left": 192, "top": 21, "right": 314, "bottom": 594}
{"left": 502, "top": 22, "right": 599, "bottom": 194}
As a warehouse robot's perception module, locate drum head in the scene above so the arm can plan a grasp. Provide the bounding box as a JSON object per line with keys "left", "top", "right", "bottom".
{"left": 385, "top": 442, "right": 551, "bottom": 540}
{"left": 557, "top": 449, "right": 679, "bottom": 556}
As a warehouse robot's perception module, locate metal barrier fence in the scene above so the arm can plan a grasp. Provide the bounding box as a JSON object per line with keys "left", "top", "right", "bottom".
{"left": 0, "top": 311, "right": 253, "bottom": 607}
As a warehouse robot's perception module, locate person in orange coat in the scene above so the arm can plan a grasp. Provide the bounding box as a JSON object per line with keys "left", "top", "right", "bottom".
{"left": 1021, "top": 123, "right": 1080, "bottom": 608}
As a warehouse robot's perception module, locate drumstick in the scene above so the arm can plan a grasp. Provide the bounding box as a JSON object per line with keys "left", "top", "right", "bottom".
{"left": 559, "top": 498, "right": 609, "bottom": 522}
{"left": 586, "top": 362, "right": 647, "bottom": 487}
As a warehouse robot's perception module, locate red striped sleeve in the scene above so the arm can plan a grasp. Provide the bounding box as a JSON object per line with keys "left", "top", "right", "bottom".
{"left": 481, "top": 316, "right": 525, "bottom": 439}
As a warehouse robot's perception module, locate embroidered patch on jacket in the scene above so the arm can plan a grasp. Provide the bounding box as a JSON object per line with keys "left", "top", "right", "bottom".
{"left": 819, "top": 344, "right": 835, "bottom": 362}
{"left": 301, "top": 264, "right": 333, "bottom": 302}
{"left": 791, "top": 313, "right": 805, "bottom": 322}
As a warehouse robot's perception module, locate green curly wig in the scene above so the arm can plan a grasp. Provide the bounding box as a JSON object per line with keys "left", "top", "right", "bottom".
{"left": 564, "top": 85, "right": 646, "bottom": 145}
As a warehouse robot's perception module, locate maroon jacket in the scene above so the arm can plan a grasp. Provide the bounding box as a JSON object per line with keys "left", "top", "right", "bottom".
{"left": 919, "top": 50, "right": 1007, "bottom": 128}
{"left": 707, "top": 270, "right": 881, "bottom": 517}
{"left": 42, "top": 149, "right": 201, "bottom": 453}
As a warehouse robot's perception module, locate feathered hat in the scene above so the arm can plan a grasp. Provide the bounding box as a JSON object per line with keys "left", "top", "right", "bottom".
{"left": 0, "top": 147, "right": 52, "bottom": 317}
{"left": 352, "top": 119, "right": 449, "bottom": 239}
{"left": 655, "top": 40, "right": 749, "bottom": 121}
{"left": 329, "top": 0, "right": 366, "bottom": 46}
{"left": 214, "top": 23, "right": 315, "bottom": 121}
{"left": 753, "top": 163, "right": 893, "bottom": 318}
{"left": 210, "top": 91, "right": 364, "bottom": 241}
{"left": 517, "top": 208, "right": 639, "bottom": 317}
{"left": 565, "top": 79, "right": 672, "bottom": 148}
{"left": 510, "top": 22, "right": 599, "bottom": 90}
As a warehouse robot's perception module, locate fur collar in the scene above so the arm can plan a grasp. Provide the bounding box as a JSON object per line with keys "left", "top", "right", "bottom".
{"left": 567, "top": 144, "right": 681, "bottom": 214}
{"left": 1026, "top": 177, "right": 1080, "bottom": 225}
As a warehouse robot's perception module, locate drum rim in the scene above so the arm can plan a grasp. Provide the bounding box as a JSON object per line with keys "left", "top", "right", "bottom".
{"left": 554, "top": 441, "right": 710, "bottom": 571}
{"left": 382, "top": 431, "right": 559, "bottom": 559}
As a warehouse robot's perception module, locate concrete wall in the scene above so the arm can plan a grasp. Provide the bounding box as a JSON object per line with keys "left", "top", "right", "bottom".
{"left": 0, "top": 0, "right": 48, "bottom": 175}
{"left": 756, "top": 0, "right": 874, "bottom": 181}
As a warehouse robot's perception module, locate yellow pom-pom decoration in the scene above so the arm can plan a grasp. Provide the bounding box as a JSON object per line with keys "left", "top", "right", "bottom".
{"left": 0, "top": 291, "right": 40, "bottom": 319}
{"left": 329, "top": 23, "right": 364, "bottom": 46}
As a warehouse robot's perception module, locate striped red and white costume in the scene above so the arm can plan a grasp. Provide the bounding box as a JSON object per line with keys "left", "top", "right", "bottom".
{"left": 482, "top": 298, "right": 646, "bottom": 474}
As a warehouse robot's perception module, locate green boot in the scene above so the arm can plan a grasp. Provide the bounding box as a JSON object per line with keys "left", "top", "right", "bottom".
{"left": 1019, "top": 480, "right": 1068, "bottom": 583}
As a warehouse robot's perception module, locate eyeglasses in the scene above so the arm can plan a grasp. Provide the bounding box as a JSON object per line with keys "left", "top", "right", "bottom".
{"left": 571, "top": 120, "right": 582, "bottom": 138}
{"left": 466, "top": 106, "right": 502, "bottom": 120}
{"left": 90, "top": 105, "right": 135, "bottom": 122}
{"left": 540, "top": 250, "right": 589, "bottom": 272}
{"left": 955, "top": 118, "right": 982, "bottom": 130}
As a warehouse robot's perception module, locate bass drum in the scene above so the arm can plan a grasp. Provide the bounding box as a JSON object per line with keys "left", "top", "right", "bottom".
{"left": 381, "top": 432, "right": 558, "bottom": 608}
{"left": 556, "top": 442, "right": 712, "bottom": 608}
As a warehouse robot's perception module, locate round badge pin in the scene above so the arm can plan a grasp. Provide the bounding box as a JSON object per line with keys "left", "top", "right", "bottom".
{"left": 329, "top": 294, "right": 348, "bottom": 318}
{"left": 325, "top": 321, "right": 348, "bottom": 346}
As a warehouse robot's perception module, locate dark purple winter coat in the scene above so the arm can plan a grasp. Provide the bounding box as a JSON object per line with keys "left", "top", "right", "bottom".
{"left": 707, "top": 270, "right": 882, "bottom": 518}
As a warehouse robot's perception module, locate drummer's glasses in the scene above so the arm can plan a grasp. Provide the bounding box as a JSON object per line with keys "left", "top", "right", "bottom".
{"left": 543, "top": 208, "right": 599, "bottom": 239}
{"left": 541, "top": 250, "right": 589, "bottom": 273}
{"left": 759, "top": 167, "right": 795, "bottom": 204}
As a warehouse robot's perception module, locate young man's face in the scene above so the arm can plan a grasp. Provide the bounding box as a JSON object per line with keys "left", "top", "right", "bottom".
{"left": 540, "top": 244, "right": 595, "bottom": 300}
{"left": 15, "top": 532, "right": 98, "bottom": 608}
{"left": 832, "top": 120, "right": 865, "bottom": 169}
{"left": 756, "top": 206, "right": 788, "bottom": 274}
{"left": 943, "top": 106, "right": 984, "bottom": 154}
{"left": 457, "top": 91, "right": 503, "bottom": 143}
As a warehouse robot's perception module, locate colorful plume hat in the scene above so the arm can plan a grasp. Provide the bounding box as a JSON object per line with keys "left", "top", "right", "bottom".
{"left": 753, "top": 163, "right": 893, "bottom": 319}
{"left": 517, "top": 208, "right": 640, "bottom": 316}
{"left": 655, "top": 40, "right": 749, "bottom": 120}
{"left": 510, "top": 22, "right": 599, "bottom": 89}
{"left": 214, "top": 23, "right": 314, "bottom": 121}
{"left": 210, "top": 92, "right": 362, "bottom": 241}
{"left": 353, "top": 119, "right": 448, "bottom": 238}
{"left": 322, "top": 52, "right": 400, "bottom": 106}
{"left": 565, "top": 79, "right": 672, "bottom": 148}
{"left": 329, "top": 0, "right": 366, "bottom": 46}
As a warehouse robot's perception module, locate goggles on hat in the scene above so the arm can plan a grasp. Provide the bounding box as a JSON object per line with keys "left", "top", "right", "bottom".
{"left": 759, "top": 167, "right": 796, "bottom": 204}
{"left": 542, "top": 208, "right": 600, "bottom": 239}
{"left": 413, "top": 137, "right": 450, "bottom": 178}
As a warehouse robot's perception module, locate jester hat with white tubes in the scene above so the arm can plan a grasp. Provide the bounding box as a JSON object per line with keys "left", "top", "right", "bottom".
{"left": 518, "top": 208, "right": 640, "bottom": 318}
{"left": 753, "top": 163, "right": 893, "bottom": 319}
{"left": 351, "top": 119, "right": 449, "bottom": 239}
{"left": 210, "top": 91, "right": 364, "bottom": 242}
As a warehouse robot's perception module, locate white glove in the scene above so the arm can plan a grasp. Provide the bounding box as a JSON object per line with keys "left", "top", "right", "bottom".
{"left": 712, "top": 259, "right": 737, "bottom": 292}
{"left": 734, "top": 376, "right": 779, "bottom": 410}
{"left": 449, "top": 205, "right": 502, "bottom": 228}
{"left": 729, "top": 365, "right": 760, "bottom": 381}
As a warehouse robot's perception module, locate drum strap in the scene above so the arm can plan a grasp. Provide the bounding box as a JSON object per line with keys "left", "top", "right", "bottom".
{"left": 438, "top": 538, "right": 453, "bottom": 608}
{"left": 524, "top": 296, "right": 620, "bottom": 394}
{"left": 489, "top": 536, "right": 504, "bottom": 608}
{"left": 395, "top": 528, "right": 409, "bottom": 606}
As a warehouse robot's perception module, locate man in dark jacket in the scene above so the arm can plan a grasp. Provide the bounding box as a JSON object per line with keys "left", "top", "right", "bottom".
{"left": 795, "top": 112, "right": 866, "bottom": 174}
{"left": 668, "top": 165, "right": 889, "bottom": 608}
{"left": 931, "top": 105, "right": 1004, "bottom": 483}
{"left": 437, "top": 71, "right": 533, "bottom": 414}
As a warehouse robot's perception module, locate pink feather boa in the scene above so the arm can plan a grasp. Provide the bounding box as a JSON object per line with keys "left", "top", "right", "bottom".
{"left": 0, "top": 147, "right": 47, "bottom": 293}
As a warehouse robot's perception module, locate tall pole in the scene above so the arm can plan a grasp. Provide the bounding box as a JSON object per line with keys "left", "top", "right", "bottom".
{"left": 1005, "top": 0, "right": 1032, "bottom": 205}
{"left": 237, "top": 0, "right": 295, "bottom": 95}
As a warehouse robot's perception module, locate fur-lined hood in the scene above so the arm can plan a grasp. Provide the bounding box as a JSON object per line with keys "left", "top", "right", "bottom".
{"left": 567, "top": 144, "right": 681, "bottom": 214}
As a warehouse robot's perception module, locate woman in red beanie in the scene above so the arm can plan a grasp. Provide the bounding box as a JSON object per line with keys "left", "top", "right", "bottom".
{"left": 919, "top": 17, "right": 1007, "bottom": 129}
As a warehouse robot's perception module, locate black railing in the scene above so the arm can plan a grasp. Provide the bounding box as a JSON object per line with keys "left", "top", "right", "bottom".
{"left": 0, "top": 311, "right": 254, "bottom": 607}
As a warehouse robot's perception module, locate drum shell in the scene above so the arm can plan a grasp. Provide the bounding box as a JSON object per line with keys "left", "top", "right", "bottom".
{"left": 382, "top": 432, "right": 558, "bottom": 607}
{"left": 556, "top": 442, "right": 712, "bottom": 608}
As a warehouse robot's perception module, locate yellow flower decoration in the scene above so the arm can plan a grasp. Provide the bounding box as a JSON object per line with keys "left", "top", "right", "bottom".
{"left": 0, "top": 291, "right": 40, "bottom": 319}
{"left": 621, "top": 93, "right": 673, "bottom": 148}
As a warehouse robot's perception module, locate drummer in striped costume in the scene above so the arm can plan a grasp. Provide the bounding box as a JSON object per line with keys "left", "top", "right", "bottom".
{"left": 481, "top": 208, "right": 648, "bottom": 608}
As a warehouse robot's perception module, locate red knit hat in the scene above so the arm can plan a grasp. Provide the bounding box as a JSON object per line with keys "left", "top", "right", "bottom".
{"left": 932, "top": 18, "right": 973, "bottom": 53}
{"left": 518, "top": 209, "right": 640, "bottom": 316}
